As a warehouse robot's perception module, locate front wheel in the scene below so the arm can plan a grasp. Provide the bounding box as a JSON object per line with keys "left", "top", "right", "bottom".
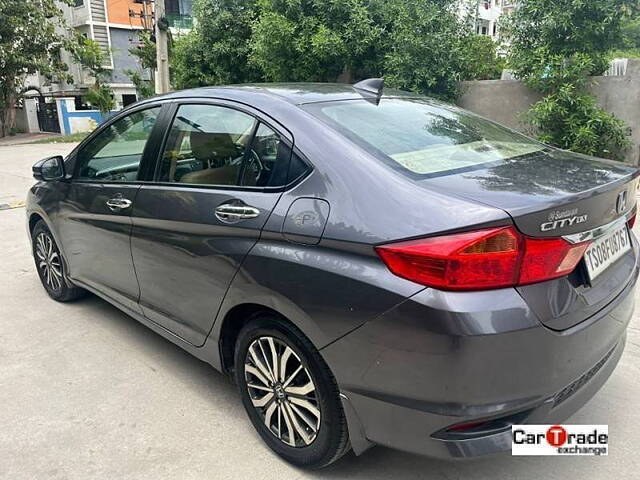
{"left": 32, "top": 220, "right": 85, "bottom": 302}
{"left": 234, "top": 315, "right": 350, "bottom": 469}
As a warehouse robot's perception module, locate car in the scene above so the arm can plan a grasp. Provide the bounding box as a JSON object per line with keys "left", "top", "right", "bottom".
{"left": 27, "top": 79, "right": 638, "bottom": 468}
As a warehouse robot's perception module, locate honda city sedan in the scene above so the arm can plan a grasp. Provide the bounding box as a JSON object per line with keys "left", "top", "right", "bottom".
{"left": 27, "top": 80, "right": 638, "bottom": 468}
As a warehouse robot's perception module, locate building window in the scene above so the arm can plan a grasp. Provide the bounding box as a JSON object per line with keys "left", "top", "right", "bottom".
{"left": 122, "top": 94, "right": 137, "bottom": 107}
{"left": 74, "top": 0, "right": 84, "bottom": 7}
{"left": 493, "top": 23, "right": 497, "bottom": 36}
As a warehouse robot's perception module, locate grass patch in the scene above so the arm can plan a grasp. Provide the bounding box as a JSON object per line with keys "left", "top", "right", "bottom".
{"left": 31, "top": 132, "right": 89, "bottom": 144}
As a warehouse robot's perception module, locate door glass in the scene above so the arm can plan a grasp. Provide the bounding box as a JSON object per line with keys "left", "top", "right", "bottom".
{"left": 75, "top": 107, "right": 160, "bottom": 182}
{"left": 160, "top": 104, "right": 257, "bottom": 185}
{"left": 241, "top": 123, "right": 293, "bottom": 187}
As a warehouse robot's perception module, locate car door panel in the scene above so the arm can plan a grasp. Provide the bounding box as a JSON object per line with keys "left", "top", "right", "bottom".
{"left": 54, "top": 105, "right": 165, "bottom": 313}
{"left": 58, "top": 183, "right": 142, "bottom": 312}
{"left": 130, "top": 185, "right": 282, "bottom": 345}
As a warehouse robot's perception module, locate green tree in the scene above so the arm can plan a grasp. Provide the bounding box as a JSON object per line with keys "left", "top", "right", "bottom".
{"left": 249, "top": 0, "right": 383, "bottom": 83}
{"left": 380, "top": 0, "right": 472, "bottom": 100}
{"left": 173, "top": 0, "right": 508, "bottom": 101}
{"left": 172, "top": 0, "right": 261, "bottom": 89}
{"left": 609, "top": 15, "right": 640, "bottom": 58}
{"left": 126, "top": 30, "right": 157, "bottom": 99}
{"left": 0, "top": 0, "right": 75, "bottom": 136}
{"left": 461, "top": 35, "right": 505, "bottom": 81}
{"left": 71, "top": 37, "right": 115, "bottom": 114}
{"left": 503, "top": 0, "right": 636, "bottom": 160}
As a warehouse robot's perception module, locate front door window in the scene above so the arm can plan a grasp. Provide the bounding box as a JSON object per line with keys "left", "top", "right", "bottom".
{"left": 75, "top": 107, "right": 161, "bottom": 182}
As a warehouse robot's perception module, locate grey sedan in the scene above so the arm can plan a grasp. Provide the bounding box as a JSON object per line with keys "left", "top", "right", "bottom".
{"left": 27, "top": 80, "right": 638, "bottom": 468}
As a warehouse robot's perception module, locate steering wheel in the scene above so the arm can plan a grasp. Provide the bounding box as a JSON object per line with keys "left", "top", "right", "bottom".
{"left": 244, "top": 149, "right": 266, "bottom": 185}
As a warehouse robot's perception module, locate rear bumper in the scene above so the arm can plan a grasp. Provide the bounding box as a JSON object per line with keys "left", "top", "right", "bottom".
{"left": 321, "top": 259, "right": 637, "bottom": 459}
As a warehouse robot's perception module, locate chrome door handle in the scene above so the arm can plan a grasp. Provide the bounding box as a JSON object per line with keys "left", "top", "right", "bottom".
{"left": 106, "top": 197, "right": 132, "bottom": 211}
{"left": 215, "top": 204, "right": 260, "bottom": 222}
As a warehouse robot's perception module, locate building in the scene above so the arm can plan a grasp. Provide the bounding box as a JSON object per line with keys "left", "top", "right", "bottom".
{"left": 21, "top": 0, "right": 193, "bottom": 134}
{"left": 460, "top": 0, "right": 517, "bottom": 40}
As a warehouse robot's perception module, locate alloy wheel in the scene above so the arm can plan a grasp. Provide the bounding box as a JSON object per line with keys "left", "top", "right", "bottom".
{"left": 244, "top": 336, "right": 321, "bottom": 447}
{"left": 35, "top": 232, "right": 63, "bottom": 291}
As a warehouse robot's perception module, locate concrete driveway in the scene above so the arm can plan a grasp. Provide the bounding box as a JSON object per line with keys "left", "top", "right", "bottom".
{"left": 1, "top": 143, "right": 639, "bottom": 480}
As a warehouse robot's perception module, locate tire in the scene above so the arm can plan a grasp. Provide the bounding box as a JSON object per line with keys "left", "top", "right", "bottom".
{"left": 32, "top": 220, "right": 86, "bottom": 302}
{"left": 234, "top": 315, "right": 350, "bottom": 469}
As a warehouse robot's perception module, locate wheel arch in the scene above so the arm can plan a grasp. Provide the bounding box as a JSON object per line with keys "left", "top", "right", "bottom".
{"left": 28, "top": 211, "right": 45, "bottom": 235}
{"left": 218, "top": 303, "right": 295, "bottom": 376}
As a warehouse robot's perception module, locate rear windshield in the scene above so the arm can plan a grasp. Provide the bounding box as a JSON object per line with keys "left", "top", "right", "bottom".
{"left": 302, "top": 98, "right": 545, "bottom": 177}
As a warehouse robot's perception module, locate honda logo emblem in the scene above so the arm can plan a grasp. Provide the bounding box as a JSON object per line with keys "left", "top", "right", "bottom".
{"left": 616, "top": 191, "right": 628, "bottom": 215}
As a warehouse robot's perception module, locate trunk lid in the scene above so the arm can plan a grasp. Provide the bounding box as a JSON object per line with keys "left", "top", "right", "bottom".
{"left": 422, "top": 149, "right": 639, "bottom": 330}
{"left": 422, "top": 149, "right": 638, "bottom": 237}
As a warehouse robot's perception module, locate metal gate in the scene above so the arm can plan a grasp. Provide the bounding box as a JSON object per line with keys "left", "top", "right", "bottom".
{"left": 36, "top": 99, "right": 60, "bottom": 133}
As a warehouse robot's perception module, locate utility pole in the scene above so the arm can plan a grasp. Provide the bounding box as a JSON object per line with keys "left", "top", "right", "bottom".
{"left": 155, "top": 0, "right": 170, "bottom": 94}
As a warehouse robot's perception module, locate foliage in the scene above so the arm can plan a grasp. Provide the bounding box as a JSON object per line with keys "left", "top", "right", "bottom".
{"left": 126, "top": 31, "right": 158, "bottom": 99}
{"left": 504, "top": 0, "right": 637, "bottom": 80}
{"left": 608, "top": 48, "right": 640, "bottom": 59}
{"left": 529, "top": 84, "right": 629, "bottom": 159}
{"left": 379, "top": 0, "right": 473, "bottom": 100}
{"left": 248, "top": 0, "right": 477, "bottom": 100}
{"left": 503, "top": 0, "right": 636, "bottom": 160}
{"left": 84, "top": 82, "right": 116, "bottom": 114}
{"left": 125, "top": 70, "right": 155, "bottom": 100}
{"left": 609, "top": 15, "right": 640, "bottom": 58}
{"left": 620, "top": 16, "right": 640, "bottom": 50}
{"left": 71, "top": 37, "right": 115, "bottom": 114}
{"left": 0, "top": 0, "right": 76, "bottom": 136}
{"left": 129, "top": 31, "right": 157, "bottom": 71}
{"left": 173, "top": 0, "right": 499, "bottom": 100}
{"left": 249, "top": 0, "right": 383, "bottom": 83}
{"left": 460, "top": 35, "right": 505, "bottom": 81}
{"left": 172, "top": 0, "right": 261, "bottom": 88}
{"left": 72, "top": 36, "right": 108, "bottom": 76}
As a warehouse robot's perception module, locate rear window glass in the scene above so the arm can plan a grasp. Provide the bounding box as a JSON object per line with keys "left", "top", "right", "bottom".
{"left": 302, "top": 98, "right": 544, "bottom": 177}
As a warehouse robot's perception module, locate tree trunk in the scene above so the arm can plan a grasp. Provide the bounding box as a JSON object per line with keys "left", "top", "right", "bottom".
{"left": 0, "top": 79, "right": 17, "bottom": 137}
{"left": 5, "top": 96, "right": 17, "bottom": 136}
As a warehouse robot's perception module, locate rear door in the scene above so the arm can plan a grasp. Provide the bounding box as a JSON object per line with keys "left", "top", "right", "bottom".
{"left": 130, "top": 101, "right": 295, "bottom": 346}
{"left": 56, "top": 105, "right": 164, "bottom": 312}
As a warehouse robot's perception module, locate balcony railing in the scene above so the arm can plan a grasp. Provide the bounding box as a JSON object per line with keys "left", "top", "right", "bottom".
{"left": 166, "top": 14, "right": 193, "bottom": 30}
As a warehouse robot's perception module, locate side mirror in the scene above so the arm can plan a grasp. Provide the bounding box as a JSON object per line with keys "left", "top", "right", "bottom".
{"left": 33, "top": 156, "right": 65, "bottom": 181}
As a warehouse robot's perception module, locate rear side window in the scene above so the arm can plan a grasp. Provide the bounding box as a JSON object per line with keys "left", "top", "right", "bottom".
{"left": 159, "top": 104, "right": 256, "bottom": 186}
{"left": 302, "top": 98, "right": 545, "bottom": 177}
{"left": 241, "top": 123, "right": 293, "bottom": 187}
{"left": 159, "top": 104, "right": 298, "bottom": 188}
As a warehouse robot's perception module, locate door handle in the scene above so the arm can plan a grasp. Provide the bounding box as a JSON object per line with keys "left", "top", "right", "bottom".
{"left": 215, "top": 204, "right": 260, "bottom": 222}
{"left": 106, "top": 197, "right": 132, "bottom": 211}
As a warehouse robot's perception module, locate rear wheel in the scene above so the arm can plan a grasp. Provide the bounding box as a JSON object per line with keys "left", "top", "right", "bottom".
{"left": 234, "top": 315, "right": 350, "bottom": 469}
{"left": 32, "top": 220, "right": 85, "bottom": 302}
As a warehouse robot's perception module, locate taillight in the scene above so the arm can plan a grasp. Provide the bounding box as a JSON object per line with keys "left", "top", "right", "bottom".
{"left": 375, "top": 226, "right": 589, "bottom": 291}
{"left": 518, "top": 236, "right": 588, "bottom": 285}
{"left": 627, "top": 212, "right": 636, "bottom": 229}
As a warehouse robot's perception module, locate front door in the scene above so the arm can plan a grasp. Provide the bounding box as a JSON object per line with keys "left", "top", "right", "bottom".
{"left": 56, "top": 106, "right": 163, "bottom": 312}
{"left": 130, "top": 103, "right": 294, "bottom": 346}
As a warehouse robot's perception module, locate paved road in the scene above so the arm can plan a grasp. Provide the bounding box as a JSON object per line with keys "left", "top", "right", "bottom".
{"left": 1, "top": 143, "right": 640, "bottom": 479}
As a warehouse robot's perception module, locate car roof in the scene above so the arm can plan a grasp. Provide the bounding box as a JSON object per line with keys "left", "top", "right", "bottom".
{"left": 142, "top": 82, "right": 419, "bottom": 107}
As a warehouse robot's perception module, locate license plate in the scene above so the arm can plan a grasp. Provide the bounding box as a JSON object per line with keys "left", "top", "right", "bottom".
{"left": 584, "top": 223, "right": 631, "bottom": 280}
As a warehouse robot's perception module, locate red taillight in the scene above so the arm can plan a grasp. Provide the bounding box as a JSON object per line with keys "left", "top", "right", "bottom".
{"left": 518, "top": 237, "right": 588, "bottom": 285}
{"left": 627, "top": 213, "right": 636, "bottom": 229}
{"left": 375, "top": 226, "right": 589, "bottom": 291}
